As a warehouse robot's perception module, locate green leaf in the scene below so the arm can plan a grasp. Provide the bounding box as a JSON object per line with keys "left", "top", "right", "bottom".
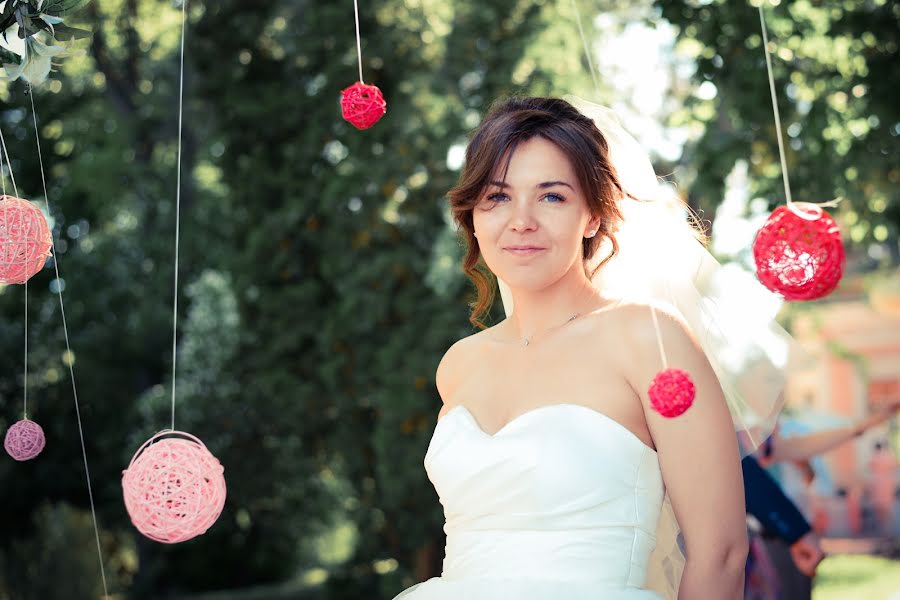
{"left": 0, "top": 13, "right": 17, "bottom": 35}
{"left": 1, "top": 1, "right": 15, "bottom": 21}
{"left": 39, "top": 0, "right": 91, "bottom": 16}
{"left": 50, "top": 22, "right": 90, "bottom": 41}
{"left": 30, "top": 17, "right": 52, "bottom": 33}
{"left": 0, "top": 46, "right": 20, "bottom": 64}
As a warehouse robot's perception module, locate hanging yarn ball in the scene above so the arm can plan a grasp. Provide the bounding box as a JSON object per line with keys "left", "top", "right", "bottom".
{"left": 122, "top": 430, "right": 226, "bottom": 544}
{"left": 4, "top": 419, "right": 46, "bottom": 461}
{"left": 0, "top": 195, "right": 53, "bottom": 285}
{"left": 340, "top": 81, "right": 386, "bottom": 130}
{"left": 752, "top": 203, "right": 845, "bottom": 301}
{"left": 648, "top": 368, "right": 695, "bottom": 418}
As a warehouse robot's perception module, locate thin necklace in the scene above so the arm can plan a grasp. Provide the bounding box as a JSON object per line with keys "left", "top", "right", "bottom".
{"left": 522, "top": 312, "right": 581, "bottom": 347}
{"left": 517, "top": 281, "right": 593, "bottom": 347}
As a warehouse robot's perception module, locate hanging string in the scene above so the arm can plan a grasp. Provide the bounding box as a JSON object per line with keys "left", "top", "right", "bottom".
{"left": 757, "top": 4, "right": 793, "bottom": 207}
{"left": 0, "top": 115, "right": 29, "bottom": 421}
{"left": 570, "top": 0, "right": 601, "bottom": 96}
{"left": 27, "top": 84, "right": 109, "bottom": 597}
{"left": 23, "top": 270, "right": 28, "bottom": 418}
{"left": 353, "top": 0, "right": 364, "bottom": 83}
{"left": 171, "top": 0, "right": 188, "bottom": 432}
{"left": 0, "top": 122, "right": 21, "bottom": 195}
{"left": 649, "top": 305, "right": 668, "bottom": 369}
{"left": 570, "top": 1, "right": 674, "bottom": 372}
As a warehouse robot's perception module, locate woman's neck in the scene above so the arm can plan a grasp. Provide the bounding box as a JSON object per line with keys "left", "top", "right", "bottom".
{"left": 501, "top": 268, "right": 604, "bottom": 344}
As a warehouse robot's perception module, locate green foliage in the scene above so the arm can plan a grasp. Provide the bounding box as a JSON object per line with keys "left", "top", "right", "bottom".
{"left": 0, "top": 0, "right": 592, "bottom": 597}
{"left": 655, "top": 0, "right": 899, "bottom": 264}
{"left": 0, "top": 502, "right": 130, "bottom": 600}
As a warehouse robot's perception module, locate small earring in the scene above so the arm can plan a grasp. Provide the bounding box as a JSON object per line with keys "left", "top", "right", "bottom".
{"left": 586, "top": 230, "right": 597, "bottom": 238}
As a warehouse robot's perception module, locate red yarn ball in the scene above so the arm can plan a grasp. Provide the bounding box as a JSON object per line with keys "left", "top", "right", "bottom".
{"left": 122, "top": 430, "right": 226, "bottom": 544}
{"left": 4, "top": 419, "right": 46, "bottom": 461}
{"left": 0, "top": 195, "right": 53, "bottom": 285}
{"left": 340, "top": 81, "right": 386, "bottom": 130}
{"left": 648, "top": 368, "right": 695, "bottom": 418}
{"left": 753, "top": 203, "right": 845, "bottom": 301}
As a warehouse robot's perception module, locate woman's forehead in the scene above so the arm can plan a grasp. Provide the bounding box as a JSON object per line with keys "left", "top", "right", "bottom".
{"left": 489, "top": 137, "right": 576, "bottom": 185}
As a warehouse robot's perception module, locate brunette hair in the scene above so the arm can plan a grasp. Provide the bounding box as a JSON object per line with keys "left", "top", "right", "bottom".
{"left": 448, "top": 96, "right": 627, "bottom": 329}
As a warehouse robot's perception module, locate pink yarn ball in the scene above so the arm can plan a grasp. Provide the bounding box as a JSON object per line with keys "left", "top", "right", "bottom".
{"left": 648, "top": 368, "right": 695, "bottom": 418}
{"left": 4, "top": 419, "right": 46, "bottom": 461}
{"left": 122, "top": 430, "right": 226, "bottom": 544}
{"left": 340, "top": 81, "right": 387, "bottom": 129}
{"left": 0, "top": 195, "right": 53, "bottom": 285}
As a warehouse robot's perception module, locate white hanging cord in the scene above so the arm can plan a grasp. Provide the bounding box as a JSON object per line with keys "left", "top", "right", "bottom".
{"left": 28, "top": 84, "right": 109, "bottom": 597}
{"left": 1, "top": 145, "right": 6, "bottom": 195}
{"left": 171, "top": 0, "right": 188, "bottom": 432}
{"left": 353, "top": 0, "right": 364, "bottom": 83}
{"left": 650, "top": 305, "right": 668, "bottom": 369}
{"left": 23, "top": 274, "right": 28, "bottom": 418}
{"left": 0, "top": 123, "right": 20, "bottom": 195}
{"left": 0, "top": 118, "right": 30, "bottom": 422}
{"left": 560, "top": 0, "right": 679, "bottom": 378}
{"left": 570, "top": 0, "right": 601, "bottom": 96}
{"left": 757, "top": 4, "right": 793, "bottom": 207}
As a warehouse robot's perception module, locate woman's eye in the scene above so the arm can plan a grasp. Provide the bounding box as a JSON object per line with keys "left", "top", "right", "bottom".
{"left": 481, "top": 192, "right": 564, "bottom": 204}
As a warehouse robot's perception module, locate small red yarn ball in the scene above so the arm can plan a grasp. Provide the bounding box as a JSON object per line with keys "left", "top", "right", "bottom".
{"left": 4, "top": 419, "right": 46, "bottom": 461}
{"left": 0, "top": 195, "right": 53, "bottom": 285}
{"left": 122, "top": 431, "right": 226, "bottom": 544}
{"left": 340, "top": 81, "right": 386, "bottom": 130}
{"left": 648, "top": 368, "right": 695, "bottom": 418}
{"left": 753, "top": 203, "right": 845, "bottom": 301}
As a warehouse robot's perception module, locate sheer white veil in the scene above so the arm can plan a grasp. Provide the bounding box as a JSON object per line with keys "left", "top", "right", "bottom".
{"left": 495, "top": 96, "right": 802, "bottom": 598}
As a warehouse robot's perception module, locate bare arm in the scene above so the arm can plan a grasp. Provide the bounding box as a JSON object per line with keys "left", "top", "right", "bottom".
{"left": 624, "top": 303, "right": 748, "bottom": 600}
{"left": 764, "top": 399, "right": 900, "bottom": 464}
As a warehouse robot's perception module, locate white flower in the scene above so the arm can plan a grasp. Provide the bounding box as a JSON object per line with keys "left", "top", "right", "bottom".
{"left": 2, "top": 34, "right": 64, "bottom": 85}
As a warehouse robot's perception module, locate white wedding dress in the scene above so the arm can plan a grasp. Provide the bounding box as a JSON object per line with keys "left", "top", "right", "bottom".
{"left": 393, "top": 402, "right": 666, "bottom": 599}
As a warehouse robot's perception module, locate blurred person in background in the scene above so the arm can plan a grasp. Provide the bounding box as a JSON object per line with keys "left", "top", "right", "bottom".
{"left": 747, "top": 398, "right": 900, "bottom": 598}
{"left": 868, "top": 440, "right": 898, "bottom": 534}
{"left": 742, "top": 454, "right": 823, "bottom": 599}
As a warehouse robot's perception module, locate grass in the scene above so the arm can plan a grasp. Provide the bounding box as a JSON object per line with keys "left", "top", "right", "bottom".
{"left": 813, "top": 554, "right": 900, "bottom": 600}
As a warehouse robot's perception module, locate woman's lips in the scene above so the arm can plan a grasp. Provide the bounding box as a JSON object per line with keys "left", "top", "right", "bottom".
{"left": 503, "top": 246, "right": 546, "bottom": 256}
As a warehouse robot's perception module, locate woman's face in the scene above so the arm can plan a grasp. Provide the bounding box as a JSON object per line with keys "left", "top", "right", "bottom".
{"left": 472, "top": 136, "right": 599, "bottom": 291}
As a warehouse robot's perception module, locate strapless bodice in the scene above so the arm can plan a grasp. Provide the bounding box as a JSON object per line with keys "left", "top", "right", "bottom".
{"left": 392, "top": 403, "right": 665, "bottom": 599}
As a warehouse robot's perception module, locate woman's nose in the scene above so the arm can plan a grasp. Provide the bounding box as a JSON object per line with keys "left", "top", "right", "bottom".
{"left": 510, "top": 199, "right": 537, "bottom": 231}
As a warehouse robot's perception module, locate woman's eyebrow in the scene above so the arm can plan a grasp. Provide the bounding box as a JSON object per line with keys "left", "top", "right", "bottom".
{"left": 488, "top": 180, "right": 574, "bottom": 190}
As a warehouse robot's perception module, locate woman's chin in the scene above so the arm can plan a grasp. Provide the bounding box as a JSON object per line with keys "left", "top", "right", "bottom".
{"left": 492, "top": 271, "right": 559, "bottom": 292}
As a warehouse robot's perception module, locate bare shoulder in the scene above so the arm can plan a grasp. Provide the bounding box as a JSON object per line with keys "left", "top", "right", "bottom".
{"left": 435, "top": 338, "right": 467, "bottom": 404}
{"left": 600, "top": 298, "right": 695, "bottom": 350}
{"left": 577, "top": 297, "right": 690, "bottom": 344}
{"left": 435, "top": 328, "right": 494, "bottom": 405}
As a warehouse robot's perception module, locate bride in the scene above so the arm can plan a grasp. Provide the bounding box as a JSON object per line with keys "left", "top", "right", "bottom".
{"left": 393, "top": 96, "right": 783, "bottom": 599}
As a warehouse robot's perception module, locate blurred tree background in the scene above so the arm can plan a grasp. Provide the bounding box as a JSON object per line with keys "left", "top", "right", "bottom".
{"left": 656, "top": 0, "right": 899, "bottom": 268}
{"left": 0, "top": 0, "right": 896, "bottom": 598}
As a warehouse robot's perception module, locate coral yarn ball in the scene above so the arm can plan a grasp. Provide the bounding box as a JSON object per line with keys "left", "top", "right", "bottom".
{"left": 648, "top": 368, "right": 695, "bottom": 418}
{"left": 752, "top": 203, "right": 845, "bottom": 301}
{"left": 340, "top": 81, "right": 386, "bottom": 129}
{"left": 122, "top": 431, "right": 226, "bottom": 544}
{"left": 0, "top": 195, "right": 53, "bottom": 285}
{"left": 4, "top": 419, "right": 46, "bottom": 461}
